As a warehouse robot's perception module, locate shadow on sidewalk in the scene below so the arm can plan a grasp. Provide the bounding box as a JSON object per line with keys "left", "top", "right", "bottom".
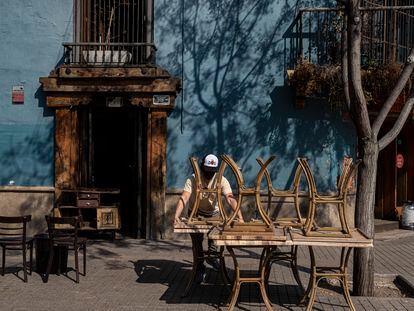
{"left": 131, "top": 259, "right": 309, "bottom": 309}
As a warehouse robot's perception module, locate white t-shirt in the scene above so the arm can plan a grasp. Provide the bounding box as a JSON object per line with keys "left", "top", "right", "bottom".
{"left": 183, "top": 173, "right": 232, "bottom": 216}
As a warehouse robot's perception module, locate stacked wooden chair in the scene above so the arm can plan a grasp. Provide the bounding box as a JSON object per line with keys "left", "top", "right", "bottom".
{"left": 255, "top": 157, "right": 305, "bottom": 291}
{"left": 297, "top": 157, "right": 361, "bottom": 311}
{"left": 298, "top": 157, "right": 360, "bottom": 237}
{"left": 212, "top": 155, "right": 286, "bottom": 311}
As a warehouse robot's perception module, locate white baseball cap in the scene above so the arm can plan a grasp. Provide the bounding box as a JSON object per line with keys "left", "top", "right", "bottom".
{"left": 202, "top": 154, "right": 219, "bottom": 172}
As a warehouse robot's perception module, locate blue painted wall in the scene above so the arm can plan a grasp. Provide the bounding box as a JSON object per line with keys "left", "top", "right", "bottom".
{"left": 155, "top": 0, "right": 356, "bottom": 191}
{"left": 0, "top": 0, "right": 355, "bottom": 190}
{"left": 0, "top": 0, "right": 73, "bottom": 186}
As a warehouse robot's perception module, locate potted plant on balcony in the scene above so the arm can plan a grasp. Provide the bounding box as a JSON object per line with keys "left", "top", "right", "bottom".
{"left": 82, "top": 6, "right": 132, "bottom": 65}
{"left": 288, "top": 61, "right": 412, "bottom": 112}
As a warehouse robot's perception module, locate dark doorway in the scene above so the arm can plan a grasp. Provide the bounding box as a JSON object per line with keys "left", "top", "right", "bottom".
{"left": 375, "top": 121, "right": 414, "bottom": 220}
{"left": 83, "top": 106, "right": 145, "bottom": 238}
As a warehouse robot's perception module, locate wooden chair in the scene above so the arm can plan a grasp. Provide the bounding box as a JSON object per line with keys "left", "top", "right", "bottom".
{"left": 298, "top": 157, "right": 360, "bottom": 237}
{"left": 43, "top": 215, "right": 87, "bottom": 283}
{"left": 0, "top": 215, "right": 33, "bottom": 282}
{"left": 187, "top": 156, "right": 228, "bottom": 224}
{"left": 222, "top": 154, "right": 272, "bottom": 227}
{"left": 256, "top": 157, "right": 305, "bottom": 292}
{"left": 256, "top": 157, "right": 304, "bottom": 227}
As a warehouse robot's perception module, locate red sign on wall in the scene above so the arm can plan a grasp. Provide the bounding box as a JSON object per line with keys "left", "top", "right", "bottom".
{"left": 12, "top": 85, "right": 24, "bottom": 104}
{"left": 396, "top": 154, "right": 404, "bottom": 169}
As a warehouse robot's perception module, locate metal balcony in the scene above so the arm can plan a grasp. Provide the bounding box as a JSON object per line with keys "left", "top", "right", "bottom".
{"left": 63, "top": 42, "right": 156, "bottom": 66}
{"left": 283, "top": 3, "right": 414, "bottom": 70}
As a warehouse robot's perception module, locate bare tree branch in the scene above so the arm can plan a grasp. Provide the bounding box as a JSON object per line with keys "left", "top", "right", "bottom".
{"left": 372, "top": 48, "right": 414, "bottom": 136}
{"left": 378, "top": 93, "right": 414, "bottom": 150}
{"left": 348, "top": 0, "right": 371, "bottom": 138}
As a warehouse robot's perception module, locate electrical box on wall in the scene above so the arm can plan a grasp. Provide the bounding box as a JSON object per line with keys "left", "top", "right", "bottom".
{"left": 12, "top": 85, "right": 24, "bottom": 104}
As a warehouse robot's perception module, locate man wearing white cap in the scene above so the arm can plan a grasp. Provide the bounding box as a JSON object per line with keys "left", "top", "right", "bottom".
{"left": 174, "top": 154, "right": 243, "bottom": 282}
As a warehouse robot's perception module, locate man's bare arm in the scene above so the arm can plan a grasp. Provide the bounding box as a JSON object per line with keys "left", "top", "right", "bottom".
{"left": 225, "top": 193, "right": 244, "bottom": 222}
{"left": 174, "top": 191, "right": 191, "bottom": 224}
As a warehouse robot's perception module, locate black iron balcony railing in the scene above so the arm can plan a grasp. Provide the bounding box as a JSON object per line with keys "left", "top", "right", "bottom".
{"left": 283, "top": 4, "right": 414, "bottom": 70}
{"left": 63, "top": 42, "right": 156, "bottom": 66}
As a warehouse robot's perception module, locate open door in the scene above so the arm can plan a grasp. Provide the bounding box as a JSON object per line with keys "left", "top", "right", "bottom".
{"left": 82, "top": 106, "right": 145, "bottom": 238}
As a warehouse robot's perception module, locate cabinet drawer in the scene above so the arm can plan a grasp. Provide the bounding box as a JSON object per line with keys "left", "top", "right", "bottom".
{"left": 77, "top": 199, "right": 99, "bottom": 208}
{"left": 78, "top": 193, "right": 100, "bottom": 200}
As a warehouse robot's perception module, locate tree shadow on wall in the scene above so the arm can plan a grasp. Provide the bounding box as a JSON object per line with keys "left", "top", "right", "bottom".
{"left": 260, "top": 85, "right": 356, "bottom": 191}
{"left": 0, "top": 125, "right": 53, "bottom": 186}
{"left": 157, "top": 0, "right": 298, "bottom": 185}
{"left": 157, "top": 0, "right": 355, "bottom": 189}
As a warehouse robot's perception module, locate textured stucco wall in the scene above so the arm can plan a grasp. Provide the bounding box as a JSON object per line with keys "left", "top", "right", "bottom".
{"left": 0, "top": 187, "right": 54, "bottom": 236}
{"left": 154, "top": 1, "right": 357, "bottom": 238}
{"left": 0, "top": 0, "right": 73, "bottom": 186}
{"left": 154, "top": 1, "right": 356, "bottom": 193}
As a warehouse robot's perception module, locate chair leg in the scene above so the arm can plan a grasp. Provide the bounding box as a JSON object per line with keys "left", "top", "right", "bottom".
{"left": 43, "top": 244, "right": 54, "bottom": 283}
{"left": 29, "top": 242, "right": 33, "bottom": 275}
{"left": 57, "top": 247, "right": 61, "bottom": 276}
{"left": 23, "top": 247, "right": 27, "bottom": 282}
{"left": 75, "top": 248, "right": 79, "bottom": 283}
{"left": 83, "top": 244, "right": 86, "bottom": 276}
{"left": 2, "top": 246, "right": 5, "bottom": 276}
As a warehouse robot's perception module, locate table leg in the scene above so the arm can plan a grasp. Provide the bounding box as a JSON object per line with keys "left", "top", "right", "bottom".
{"left": 219, "top": 246, "right": 232, "bottom": 287}
{"left": 265, "top": 246, "right": 304, "bottom": 293}
{"left": 340, "top": 247, "right": 355, "bottom": 311}
{"left": 226, "top": 246, "right": 273, "bottom": 311}
{"left": 291, "top": 245, "right": 305, "bottom": 292}
{"left": 302, "top": 246, "right": 355, "bottom": 311}
{"left": 182, "top": 234, "right": 204, "bottom": 297}
{"left": 182, "top": 235, "right": 231, "bottom": 297}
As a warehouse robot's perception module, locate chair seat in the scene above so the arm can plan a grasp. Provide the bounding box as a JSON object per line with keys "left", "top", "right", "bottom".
{"left": 52, "top": 236, "right": 87, "bottom": 246}
{"left": 0, "top": 237, "right": 33, "bottom": 245}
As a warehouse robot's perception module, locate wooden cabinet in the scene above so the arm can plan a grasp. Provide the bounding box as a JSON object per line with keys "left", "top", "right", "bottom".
{"left": 55, "top": 188, "right": 121, "bottom": 231}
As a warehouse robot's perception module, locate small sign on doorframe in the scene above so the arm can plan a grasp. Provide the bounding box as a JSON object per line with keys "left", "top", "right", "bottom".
{"left": 106, "top": 97, "right": 123, "bottom": 108}
{"left": 153, "top": 95, "right": 170, "bottom": 106}
{"left": 12, "top": 85, "right": 24, "bottom": 104}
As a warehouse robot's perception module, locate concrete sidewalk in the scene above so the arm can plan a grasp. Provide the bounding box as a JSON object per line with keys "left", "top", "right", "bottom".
{"left": 1, "top": 230, "right": 414, "bottom": 310}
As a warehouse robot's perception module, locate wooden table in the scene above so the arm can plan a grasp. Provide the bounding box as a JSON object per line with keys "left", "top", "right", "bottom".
{"left": 174, "top": 221, "right": 231, "bottom": 297}
{"left": 289, "top": 228, "right": 373, "bottom": 311}
{"left": 209, "top": 224, "right": 288, "bottom": 311}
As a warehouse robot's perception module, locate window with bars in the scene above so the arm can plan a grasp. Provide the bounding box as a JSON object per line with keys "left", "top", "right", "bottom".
{"left": 64, "top": 0, "right": 155, "bottom": 66}
{"left": 283, "top": 2, "right": 414, "bottom": 69}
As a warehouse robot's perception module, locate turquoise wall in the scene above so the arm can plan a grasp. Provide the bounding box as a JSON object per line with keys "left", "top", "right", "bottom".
{"left": 155, "top": 0, "right": 356, "bottom": 191}
{"left": 0, "top": 0, "right": 355, "bottom": 190}
{"left": 0, "top": 0, "right": 73, "bottom": 186}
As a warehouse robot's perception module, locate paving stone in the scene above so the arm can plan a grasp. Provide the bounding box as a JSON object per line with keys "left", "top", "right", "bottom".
{"left": 0, "top": 231, "right": 413, "bottom": 310}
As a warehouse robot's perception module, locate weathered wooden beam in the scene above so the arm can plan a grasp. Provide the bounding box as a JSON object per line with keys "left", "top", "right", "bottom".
{"left": 148, "top": 111, "right": 168, "bottom": 239}
{"left": 55, "top": 108, "right": 79, "bottom": 190}
{"left": 40, "top": 77, "right": 180, "bottom": 93}
{"left": 57, "top": 66, "right": 172, "bottom": 79}
{"left": 47, "top": 96, "right": 92, "bottom": 107}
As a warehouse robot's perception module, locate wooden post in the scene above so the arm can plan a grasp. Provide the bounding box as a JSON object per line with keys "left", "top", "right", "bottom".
{"left": 55, "top": 108, "right": 80, "bottom": 190}
{"left": 147, "top": 110, "right": 168, "bottom": 239}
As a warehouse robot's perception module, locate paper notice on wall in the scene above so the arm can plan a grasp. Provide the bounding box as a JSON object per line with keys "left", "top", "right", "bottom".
{"left": 12, "top": 85, "right": 24, "bottom": 104}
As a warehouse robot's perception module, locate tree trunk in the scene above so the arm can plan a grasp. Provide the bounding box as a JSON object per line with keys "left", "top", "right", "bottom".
{"left": 353, "top": 138, "right": 378, "bottom": 296}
